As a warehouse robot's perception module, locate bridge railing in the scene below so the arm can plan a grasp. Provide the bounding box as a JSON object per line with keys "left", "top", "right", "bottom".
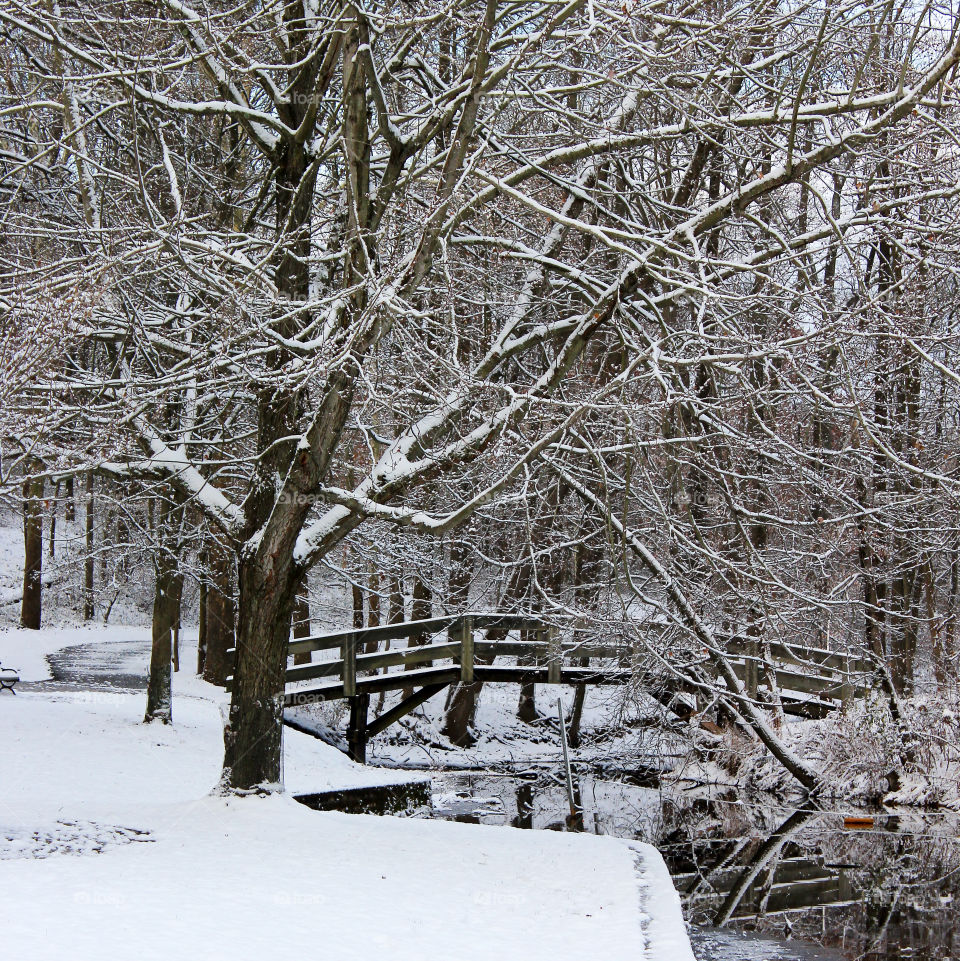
{"left": 225, "top": 614, "right": 872, "bottom": 718}
{"left": 724, "top": 637, "right": 871, "bottom": 714}
{"left": 275, "top": 613, "right": 628, "bottom": 700}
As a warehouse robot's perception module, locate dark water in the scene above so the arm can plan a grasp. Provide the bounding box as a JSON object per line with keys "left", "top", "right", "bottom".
{"left": 426, "top": 770, "right": 960, "bottom": 961}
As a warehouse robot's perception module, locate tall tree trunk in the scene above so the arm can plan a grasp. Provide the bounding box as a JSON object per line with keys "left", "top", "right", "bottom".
{"left": 516, "top": 626, "right": 538, "bottom": 723}
{"left": 83, "top": 471, "right": 95, "bottom": 620}
{"left": 567, "top": 682, "right": 586, "bottom": 748}
{"left": 48, "top": 480, "right": 59, "bottom": 558}
{"left": 20, "top": 465, "right": 44, "bottom": 630}
{"left": 172, "top": 571, "right": 183, "bottom": 673}
{"left": 366, "top": 569, "right": 381, "bottom": 634}
{"left": 352, "top": 578, "right": 364, "bottom": 630}
{"left": 222, "top": 548, "right": 300, "bottom": 790}
{"left": 402, "top": 576, "right": 432, "bottom": 698}
{"left": 145, "top": 496, "right": 179, "bottom": 724}
{"left": 197, "top": 554, "right": 208, "bottom": 675}
{"left": 64, "top": 475, "right": 75, "bottom": 523}
{"left": 379, "top": 574, "right": 405, "bottom": 711}
{"left": 222, "top": 12, "right": 364, "bottom": 791}
{"left": 389, "top": 575, "right": 405, "bottom": 624}
{"left": 292, "top": 581, "right": 312, "bottom": 665}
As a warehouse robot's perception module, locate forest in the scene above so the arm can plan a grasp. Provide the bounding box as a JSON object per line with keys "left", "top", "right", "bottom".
{"left": 2, "top": 3, "right": 960, "bottom": 955}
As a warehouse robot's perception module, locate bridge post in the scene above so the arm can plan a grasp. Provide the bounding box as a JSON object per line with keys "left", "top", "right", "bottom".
{"left": 547, "top": 625, "right": 561, "bottom": 684}
{"left": 341, "top": 631, "right": 357, "bottom": 697}
{"left": 347, "top": 692, "right": 370, "bottom": 764}
{"left": 459, "top": 616, "right": 474, "bottom": 683}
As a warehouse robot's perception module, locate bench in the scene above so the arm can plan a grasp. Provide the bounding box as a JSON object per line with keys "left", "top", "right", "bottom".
{"left": 0, "top": 662, "right": 19, "bottom": 694}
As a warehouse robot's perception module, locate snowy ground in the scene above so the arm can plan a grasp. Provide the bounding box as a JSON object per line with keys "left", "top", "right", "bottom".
{"left": 0, "top": 628, "right": 694, "bottom": 960}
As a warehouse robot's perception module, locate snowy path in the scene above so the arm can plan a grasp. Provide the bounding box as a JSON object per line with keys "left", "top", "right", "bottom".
{"left": 0, "top": 630, "right": 694, "bottom": 960}
{"left": 1, "top": 623, "right": 153, "bottom": 685}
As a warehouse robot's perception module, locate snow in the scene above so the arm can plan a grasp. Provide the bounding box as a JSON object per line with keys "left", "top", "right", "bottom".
{"left": 630, "top": 841, "right": 698, "bottom": 961}
{"left": 0, "top": 631, "right": 694, "bottom": 961}
{"left": 2, "top": 793, "right": 669, "bottom": 961}
{"left": 283, "top": 721, "right": 430, "bottom": 794}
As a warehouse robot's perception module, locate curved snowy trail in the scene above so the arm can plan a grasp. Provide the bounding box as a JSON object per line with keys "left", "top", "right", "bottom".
{"left": 23, "top": 638, "right": 151, "bottom": 692}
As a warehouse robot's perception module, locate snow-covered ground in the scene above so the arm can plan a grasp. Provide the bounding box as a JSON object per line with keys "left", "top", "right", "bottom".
{"left": 0, "top": 629, "right": 694, "bottom": 961}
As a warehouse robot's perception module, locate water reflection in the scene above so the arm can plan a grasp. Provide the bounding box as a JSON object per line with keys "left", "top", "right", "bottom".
{"left": 428, "top": 771, "right": 960, "bottom": 961}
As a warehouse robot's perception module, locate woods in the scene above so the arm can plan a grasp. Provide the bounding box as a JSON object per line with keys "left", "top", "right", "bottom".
{"left": 3, "top": 0, "right": 960, "bottom": 799}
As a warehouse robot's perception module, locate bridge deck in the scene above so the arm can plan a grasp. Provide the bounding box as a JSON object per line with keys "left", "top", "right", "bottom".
{"left": 285, "top": 665, "right": 634, "bottom": 706}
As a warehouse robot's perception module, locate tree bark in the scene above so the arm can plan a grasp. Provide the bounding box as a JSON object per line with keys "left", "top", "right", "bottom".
{"left": 64, "top": 475, "right": 75, "bottom": 522}
{"left": 402, "top": 576, "right": 432, "bottom": 698}
{"left": 567, "top": 681, "right": 586, "bottom": 748}
{"left": 48, "top": 479, "right": 59, "bottom": 559}
{"left": 352, "top": 578, "right": 364, "bottom": 630}
{"left": 20, "top": 466, "right": 44, "bottom": 630}
{"left": 292, "top": 582, "right": 312, "bottom": 665}
{"left": 222, "top": 548, "right": 299, "bottom": 790}
{"left": 145, "top": 496, "right": 179, "bottom": 723}
{"left": 516, "top": 626, "right": 538, "bottom": 723}
{"left": 172, "top": 570, "right": 183, "bottom": 673}
{"left": 197, "top": 556, "right": 208, "bottom": 675}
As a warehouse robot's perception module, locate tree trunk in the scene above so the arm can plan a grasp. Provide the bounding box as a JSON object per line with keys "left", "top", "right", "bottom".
{"left": 567, "top": 681, "right": 586, "bottom": 748}
{"left": 442, "top": 676, "right": 485, "bottom": 746}
{"left": 222, "top": 549, "right": 299, "bottom": 791}
{"left": 352, "top": 578, "right": 364, "bottom": 630}
{"left": 197, "top": 559, "right": 208, "bottom": 675}
{"left": 48, "top": 480, "right": 59, "bottom": 559}
{"left": 20, "top": 467, "right": 43, "bottom": 630}
{"left": 402, "top": 576, "right": 431, "bottom": 698}
{"left": 222, "top": 11, "right": 367, "bottom": 791}
{"left": 64, "top": 475, "right": 75, "bottom": 522}
{"left": 517, "top": 627, "right": 538, "bottom": 722}
{"left": 145, "top": 497, "right": 179, "bottom": 723}
{"left": 366, "top": 569, "right": 381, "bottom": 641}
{"left": 145, "top": 564, "right": 177, "bottom": 723}
{"left": 83, "top": 471, "right": 95, "bottom": 620}
{"left": 203, "top": 543, "right": 235, "bottom": 686}
{"left": 389, "top": 576, "right": 405, "bottom": 624}
{"left": 172, "top": 571, "right": 183, "bottom": 673}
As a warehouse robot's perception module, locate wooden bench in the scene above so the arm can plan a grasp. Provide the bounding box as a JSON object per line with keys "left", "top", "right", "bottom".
{"left": 0, "top": 662, "right": 20, "bottom": 694}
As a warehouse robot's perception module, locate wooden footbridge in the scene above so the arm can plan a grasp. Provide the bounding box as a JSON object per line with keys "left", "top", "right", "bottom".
{"left": 228, "top": 612, "right": 871, "bottom": 763}
{"left": 276, "top": 613, "right": 632, "bottom": 762}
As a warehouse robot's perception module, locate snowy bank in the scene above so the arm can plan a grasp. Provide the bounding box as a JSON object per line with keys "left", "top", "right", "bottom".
{"left": 3, "top": 791, "right": 688, "bottom": 961}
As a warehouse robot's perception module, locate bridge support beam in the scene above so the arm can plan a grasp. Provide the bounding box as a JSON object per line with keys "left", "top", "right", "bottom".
{"left": 347, "top": 693, "right": 370, "bottom": 764}
{"left": 366, "top": 683, "right": 449, "bottom": 739}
